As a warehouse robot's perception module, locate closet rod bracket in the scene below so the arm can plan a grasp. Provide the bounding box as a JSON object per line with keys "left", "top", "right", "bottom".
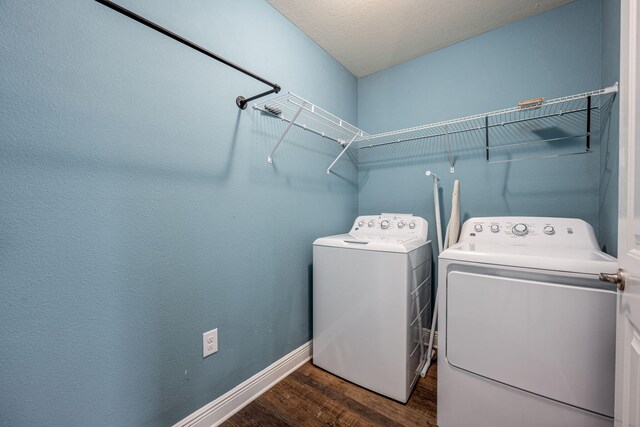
{"left": 236, "top": 85, "right": 281, "bottom": 110}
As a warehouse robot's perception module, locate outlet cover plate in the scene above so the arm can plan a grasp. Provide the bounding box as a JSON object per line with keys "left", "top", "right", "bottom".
{"left": 203, "top": 329, "right": 218, "bottom": 358}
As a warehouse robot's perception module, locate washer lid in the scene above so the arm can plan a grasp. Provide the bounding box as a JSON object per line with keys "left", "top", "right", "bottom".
{"left": 440, "top": 217, "right": 617, "bottom": 275}
{"left": 314, "top": 214, "right": 429, "bottom": 253}
{"left": 313, "top": 234, "right": 426, "bottom": 253}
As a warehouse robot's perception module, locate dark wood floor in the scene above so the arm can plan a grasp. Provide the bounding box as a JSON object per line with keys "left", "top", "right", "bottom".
{"left": 223, "top": 361, "right": 437, "bottom": 426}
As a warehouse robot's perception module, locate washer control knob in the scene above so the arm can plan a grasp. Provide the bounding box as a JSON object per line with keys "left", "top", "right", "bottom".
{"left": 474, "top": 224, "right": 483, "bottom": 232}
{"left": 512, "top": 223, "right": 529, "bottom": 236}
{"left": 358, "top": 220, "right": 365, "bottom": 227}
{"left": 543, "top": 225, "right": 555, "bottom": 235}
{"left": 409, "top": 222, "right": 416, "bottom": 229}
{"left": 398, "top": 221, "right": 405, "bottom": 229}
{"left": 490, "top": 224, "right": 500, "bottom": 233}
{"left": 381, "top": 220, "right": 390, "bottom": 229}
{"left": 368, "top": 221, "right": 374, "bottom": 228}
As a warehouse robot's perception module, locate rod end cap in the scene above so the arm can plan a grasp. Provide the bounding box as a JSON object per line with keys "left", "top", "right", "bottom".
{"left": 236, "top": 96, "right": 247, "bottom": 110}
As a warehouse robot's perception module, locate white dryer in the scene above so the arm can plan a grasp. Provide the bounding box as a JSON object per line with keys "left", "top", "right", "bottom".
{"left": 438, "top": 217, "right": 618, "bottom": 427}
{"left": 313, "top": 214, "right": 431, "bottom": 402}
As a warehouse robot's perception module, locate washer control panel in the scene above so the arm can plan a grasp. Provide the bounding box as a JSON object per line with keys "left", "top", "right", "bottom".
{"left": 459, "top": 217, "right": 599, "bottom": 248}
{"left": 350, "top": 213, "right": 428, "bottom": 241}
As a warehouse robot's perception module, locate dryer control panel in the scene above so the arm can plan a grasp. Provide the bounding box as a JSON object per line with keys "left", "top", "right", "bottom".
{"left": 350, "top": 213, "right": 428, "bottom": 241}
{"left": 459, "top": 217, "right": 599, "bottom": 249}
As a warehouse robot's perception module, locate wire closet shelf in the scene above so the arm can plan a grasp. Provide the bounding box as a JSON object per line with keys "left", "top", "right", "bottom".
{"left": 254, "top": 83, "right": 618, "bottom": 173}
{"left": 254, "top": 93, "right": 367, "bottom": 173}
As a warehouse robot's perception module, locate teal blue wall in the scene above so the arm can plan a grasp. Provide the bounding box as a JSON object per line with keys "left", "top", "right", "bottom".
{"left": 358, "top": 0, "right": 614, "bottom": 261}
{"left": 1, "top": 0, "right": 622, "bottom": 425}
{"left": 0, "top": 1, "right": 357, "bottom": 425}
{"left": 599, "top": 0, "right": 621, "bottom": 256}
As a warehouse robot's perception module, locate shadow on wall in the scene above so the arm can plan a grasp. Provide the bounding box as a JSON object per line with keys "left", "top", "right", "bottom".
{"left": 598, "top": 95, "right": 618, "bottom": 254}
{"left": 1, "top": 109, "right": 244, "bottom": 185}
{"left": 2, "top": 104, "right": 360, "bottom": 195}
{"left": 249, "top": 111, "right": 358, "bottom": 190}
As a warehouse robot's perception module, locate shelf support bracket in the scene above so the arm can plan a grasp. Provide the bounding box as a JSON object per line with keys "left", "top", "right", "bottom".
{"left": 485, "top": 116, "right": 490, "bottom": 163}
{"left": 326, "top": 132, "right": 360, "bottom": 175}
{"left": 446, "top": 125, "right": 455, "bottom": 173}
{"left": 586, "top": 96, "right": 592, "bottom": 152}
{"left": 267, "top": 104, "right": 304, "bottom": 164}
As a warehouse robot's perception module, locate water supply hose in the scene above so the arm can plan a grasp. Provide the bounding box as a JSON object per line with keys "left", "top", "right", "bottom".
{"left": 421, "top": 176, "right": 460, "bottom": 377}
{"left": 425, "top": 171, "right": 444, "bottom": 254}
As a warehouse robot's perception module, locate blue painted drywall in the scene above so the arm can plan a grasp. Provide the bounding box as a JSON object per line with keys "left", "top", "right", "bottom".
{"left": 0, "top": 0, "right": 622, "bottom": 425}
{"left": 599, "top": 0, "right": 620, "bottom": 256}
{"left": 0, "top": 1, "right": 357, "bottom": 425}
{"left": 358, "top": 0, "right": 610, "bottom": 275}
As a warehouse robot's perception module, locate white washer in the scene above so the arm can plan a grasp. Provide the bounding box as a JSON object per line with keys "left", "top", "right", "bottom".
{"left": 313, "top": 213, "right": 431, "bottom": 402}
{"left": 438, "top": 217, "right": 618, "bottom": 427}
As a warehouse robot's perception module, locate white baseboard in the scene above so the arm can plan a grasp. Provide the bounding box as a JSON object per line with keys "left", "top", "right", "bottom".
{"left": 174, "top": 341, "right": 312, "bottom": 427}
{"left": 423, "top": 328, "right": 438, "bottom": 349}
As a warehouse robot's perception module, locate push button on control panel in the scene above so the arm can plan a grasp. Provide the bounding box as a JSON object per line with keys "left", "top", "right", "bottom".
{"left": 409, "top": 222, "right": 416, "bottom": 229}
{"left": 381, "top": 220, "right": 390, "bottom": 229}
{"left": 474, "top": 224, "right": 483, "bottom": 232}
{"left": 490, "top": 224, "right": 500, "bottom": 233}
{"left": 543, "top": 225, "right": 555, "bottom": 235}
{"left": 368, "top": 221, "right": 374, "bottom": 228}
{"left": 398, "top": 221, "right": 405, "bottom": 229}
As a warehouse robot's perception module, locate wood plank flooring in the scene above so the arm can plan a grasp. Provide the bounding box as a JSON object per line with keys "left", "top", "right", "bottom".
{"left": 223, "top": 361, "right": 437, "bottom": 426}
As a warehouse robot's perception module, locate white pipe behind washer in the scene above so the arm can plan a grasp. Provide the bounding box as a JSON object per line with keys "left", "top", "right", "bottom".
{"left": 425, "top": 171, "right": 444, "bottom": 254}
{"left": 419, "top": 171, "right": 444, "bottom": 378}
{"left": 420, "top": 178, "right": 461, "bottom": 377}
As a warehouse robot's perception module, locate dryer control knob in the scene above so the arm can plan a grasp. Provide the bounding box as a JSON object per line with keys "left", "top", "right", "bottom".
{"left": 358, "top": 220, "right": 365, "bottom": 227}
{"left": 398, "top": 221, "right": 405, "bottom": 229}
{"left": 368, "top": 221, "right": 374, "bottom": 228}
{"left": 512, "top": 223, "right": 529, "bottom": 236}
{"left": 474, "top": 224, "right": 483, "bottom": 232}
{"left": 409, "top": 222, "right": 416, "bottom": 229}
{"left": 490, "top": 224, "right": 500, "bottom": 233}
{"left": 544, "top": 225, "right": 555, "bottom": 235}
{"left": 381, "top": 220, "right": 390, "bottom": 229}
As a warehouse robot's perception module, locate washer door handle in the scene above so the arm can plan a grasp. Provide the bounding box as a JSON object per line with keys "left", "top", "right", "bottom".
{"left": 343, "top": 240, "right": 368, "bottom": 245}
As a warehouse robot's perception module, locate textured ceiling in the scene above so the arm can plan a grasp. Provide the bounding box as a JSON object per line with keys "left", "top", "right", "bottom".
{"left": 267, "top": 0, "right": 574, "bottom": 77}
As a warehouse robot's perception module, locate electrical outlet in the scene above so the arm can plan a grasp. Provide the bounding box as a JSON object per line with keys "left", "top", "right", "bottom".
{"left": 203, "top": 329, "right": 218, "bottom": 358}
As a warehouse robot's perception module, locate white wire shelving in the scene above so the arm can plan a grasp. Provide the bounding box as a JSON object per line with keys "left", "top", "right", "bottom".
{"left": 254, "top": 83, "right": 618, "bottom": 173}
{"left": 253, "top": 93, "right": 367, "bottom": 174}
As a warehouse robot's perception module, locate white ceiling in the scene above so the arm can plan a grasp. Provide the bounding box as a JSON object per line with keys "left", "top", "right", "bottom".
{"left": 267, "top": 0, "right": 574, "bottom": 77}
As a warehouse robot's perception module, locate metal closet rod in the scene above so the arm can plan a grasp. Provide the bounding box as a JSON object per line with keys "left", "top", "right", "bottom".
{"left": 94, "top": 0, "right": 281, "bottom": 109}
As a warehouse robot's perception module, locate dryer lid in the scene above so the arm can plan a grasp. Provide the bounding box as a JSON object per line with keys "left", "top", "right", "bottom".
{"left": 440, "top": 217, "right": 617, "bottom": 275}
